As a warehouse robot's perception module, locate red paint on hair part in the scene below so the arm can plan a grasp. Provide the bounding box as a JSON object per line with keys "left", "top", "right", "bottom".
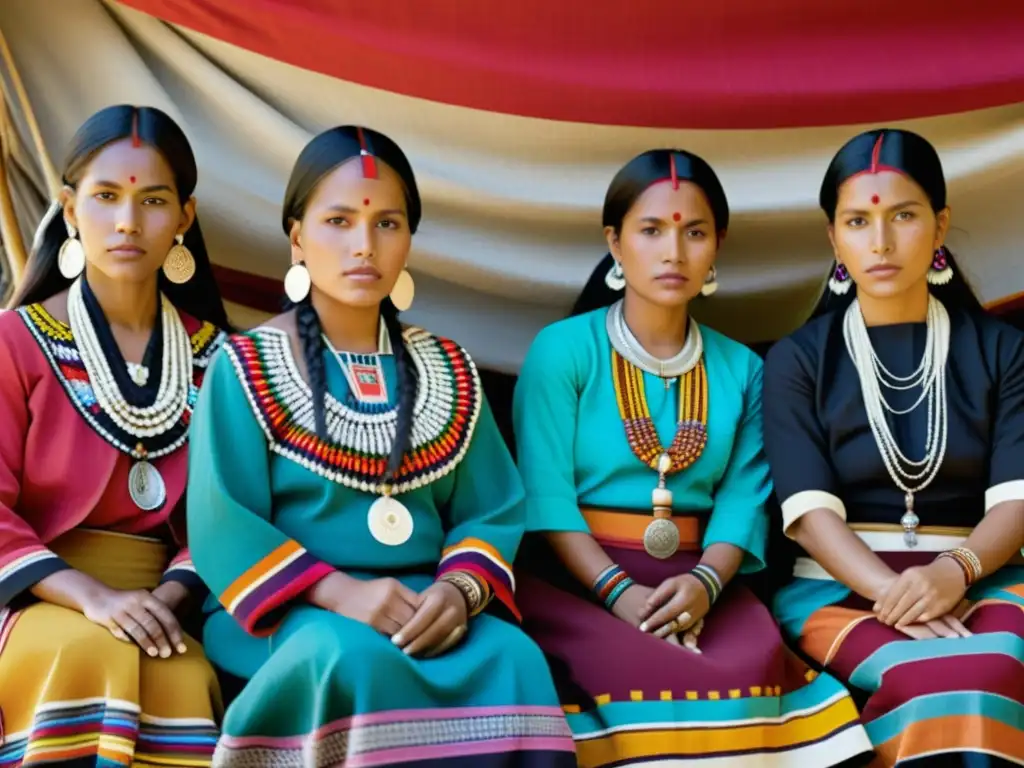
{"left": 672, "top": 212, "right": 682, "bottom": 222}
{"left": 130, "top": 111, "right": 142, "bottom": 148}
{"left": 869, "top": 134, "right": 884, "bottom": 173}
{"left": 670, "top": 154, "right": 679, "bottom": 190}
{"left": 356, "top": 127, "right": 378, "bottom": 180}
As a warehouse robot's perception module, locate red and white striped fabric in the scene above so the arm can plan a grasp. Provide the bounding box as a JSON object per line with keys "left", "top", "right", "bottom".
{"left": 2, "top": 0, "right": 1022, "bottom": 369}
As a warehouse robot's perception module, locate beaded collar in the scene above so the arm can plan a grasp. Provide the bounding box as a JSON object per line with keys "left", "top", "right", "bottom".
{"left": 224, "top": 326, "right": 483, "bottom": 495}
{"left": 18, "top": 302, "right": 225, "bottom": 459}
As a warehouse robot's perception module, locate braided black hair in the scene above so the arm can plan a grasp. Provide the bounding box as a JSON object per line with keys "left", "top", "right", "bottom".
{"left": 282, "top": 126, "right": 421, "bottom": 479}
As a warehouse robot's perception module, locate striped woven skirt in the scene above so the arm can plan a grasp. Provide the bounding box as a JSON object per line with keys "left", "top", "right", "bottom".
{"left": 0, "top": 529, "right": 221, "bottom": 767}
{"left": 775, "top": 527, "right": 1024, "bottom": 766}
{"left": 203, "top": 571, "right": 577, "bottom": 768}
{"left": 516, "top": 510, "right": 872, "bottom": 767}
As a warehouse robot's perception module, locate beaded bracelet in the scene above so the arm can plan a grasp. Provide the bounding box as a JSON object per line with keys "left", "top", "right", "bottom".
{"left": 593, "top": 564, "right": 635, "bottom": 611}
{"left": 937, "top": 547, "right": 983, "bottom": 587}
{"left": 690, "top": 563, "right": 723, "bottom": 605}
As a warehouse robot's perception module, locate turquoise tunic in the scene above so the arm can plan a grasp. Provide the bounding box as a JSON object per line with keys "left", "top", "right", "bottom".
{"left": 515, "top": 309, "right": 769, "bottom": 566}
{"left": 187, "top": 326, "right": 575, "bottom": 768}
{"left": 510, "top": 307, "right": 872, "bottom": 767}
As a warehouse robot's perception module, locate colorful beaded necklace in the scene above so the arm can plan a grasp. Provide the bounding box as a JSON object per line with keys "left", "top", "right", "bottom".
{"left": 606, "top": 301, "right": 709, "bottom": 558}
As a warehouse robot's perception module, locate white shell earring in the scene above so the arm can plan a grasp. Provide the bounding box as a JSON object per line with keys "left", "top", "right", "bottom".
{"left": 605, "top": 260, "right": 625, "bottom": 291}
{"left": 700, "top": 265, "right": 718, "bottom": 297}
{"left": 390, "top": 269, "right": 415, "bottom": 312}
{"left": 284, "top": 262, "right": 312, "bottom": 303}
{"left": 58, "top": 221, "right": 86, "bottom": 279}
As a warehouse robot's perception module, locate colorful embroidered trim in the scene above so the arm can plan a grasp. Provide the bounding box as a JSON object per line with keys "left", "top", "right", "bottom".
{"left": 16, "top": 303, "right": 225, "bottom": 460}
{"left": 593, "top": 564, "right": 635, "bottom": 611}
{"left": 219, "top": 539, "right": 335, "bottom": 636}
{"left": 437, "top": 537, "right": 518, "bottom": 620}
{"left": 224, "top": 326, "right": 483, "bottom": 495}
{"left": 0, "top": 544, "right": 70, "bottom": 608}
{"left": 160, "top": 549, "right": 202, "bottom": 589}
{"left": 611, "top": 349, "right": 709, "bottom": 473}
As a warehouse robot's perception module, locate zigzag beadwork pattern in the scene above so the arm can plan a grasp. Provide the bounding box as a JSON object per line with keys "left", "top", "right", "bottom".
{"left": 224, "top": 327, "right": 483, "bottom": 494}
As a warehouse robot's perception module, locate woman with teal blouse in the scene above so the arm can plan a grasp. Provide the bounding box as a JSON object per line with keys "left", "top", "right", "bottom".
{"left": 512, "top": 149, "right": 871, "bottom": 766}
{"left": 186, "top": 126, "right": 575, "bottom": 767}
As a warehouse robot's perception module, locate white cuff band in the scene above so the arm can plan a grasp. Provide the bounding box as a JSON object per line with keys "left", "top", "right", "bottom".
{"left": 781, "top": 490, "right": 846, "bottom": 537}
{"left": 985, "top": 480, "right": 1024, "bottom": 513}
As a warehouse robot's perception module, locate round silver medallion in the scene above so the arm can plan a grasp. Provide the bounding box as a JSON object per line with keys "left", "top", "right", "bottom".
{"left": 643, "top": 518, "right": 680, "bottom": 559}
{"left": 128, "top": 460, "right": 167, "bottom": 511}
{"left": 368, "top": 496, "right": 414, "bottom": 546}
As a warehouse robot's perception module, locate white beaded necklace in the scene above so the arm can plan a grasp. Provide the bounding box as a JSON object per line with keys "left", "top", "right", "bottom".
{"left": 842, "top": 296, "right": 951, "bottom": 547}
{"left": 67, "top": 277, "right": 194, "bottom": 510}
{"left": 606, "top": 299, "right": 702, "bottom": 385}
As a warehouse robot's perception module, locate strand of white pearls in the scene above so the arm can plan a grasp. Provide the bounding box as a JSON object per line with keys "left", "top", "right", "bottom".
{"left": 843, "top": 296, "right": 950, "bottom": 496}
{"left": 67, "top": 277, "right": 193, "bottom": 440}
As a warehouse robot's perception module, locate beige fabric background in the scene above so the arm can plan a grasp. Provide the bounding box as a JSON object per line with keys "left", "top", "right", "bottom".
{"left": 1, "top": 0, "right": 1021, "bottom": 370}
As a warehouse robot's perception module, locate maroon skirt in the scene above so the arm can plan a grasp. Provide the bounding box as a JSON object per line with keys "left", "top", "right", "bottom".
{"left": 515, "top": 511, "right": 871, "bottom": 767}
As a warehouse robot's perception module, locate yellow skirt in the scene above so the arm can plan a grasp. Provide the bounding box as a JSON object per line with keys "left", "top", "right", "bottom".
{"left": 0, "top": 529, "right": 222, "bottom": 767}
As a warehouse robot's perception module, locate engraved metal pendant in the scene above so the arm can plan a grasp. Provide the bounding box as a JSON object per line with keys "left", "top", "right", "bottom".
{"left": 643, "top": 518, "right": 680, "bottom": 559}
{"left": 128, "top": 460, "right": 167, "bottom": 511}
{"left": 367, "top": 495, "right": 414, "bottom": 546}
{"left": 901, "top": 492, "right": 920, "bottom": 548}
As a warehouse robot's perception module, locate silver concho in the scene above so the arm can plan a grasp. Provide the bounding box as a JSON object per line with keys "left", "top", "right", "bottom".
{"left": 128, "top": 460, "right": 167, "bottom": 511}
{"left": 367, "top": 496, "right": 414, "bottom": 546}
{"left": 643, "top": 518, "right": 680, "bottom": 559}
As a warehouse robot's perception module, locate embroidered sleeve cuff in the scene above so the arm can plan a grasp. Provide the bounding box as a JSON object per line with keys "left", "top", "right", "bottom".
{"left": 985, "top": 480, "right": 1024, "bottom": 513}
{"left": 0, "top": 546, "right": 72, "bottom": 607}
{"left": 160, "top": 551, "right": 204, "bottom": 592}
{"left": 781, "top": 491, "right": 846, "bottom": 537}
{"left": 218, "top": 541, "right": 335, "bottom": 636}
{"left": 437, "top": 537, "right": 520, "bottom": 621}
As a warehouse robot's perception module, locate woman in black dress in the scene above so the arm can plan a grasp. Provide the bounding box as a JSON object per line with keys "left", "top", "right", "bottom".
{"left": 763, "top": 128, "right": 1024, "bottom": 766}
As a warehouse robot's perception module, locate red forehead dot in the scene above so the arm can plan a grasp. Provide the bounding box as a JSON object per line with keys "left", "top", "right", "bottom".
{"left": 871, "top": 194, "right": 880, "bottom": 205}
{"left": 363, "top": 198, "right": 370, "bottom": 206}
{"left": 129, "top": 176, "right": 136, "bottom": 184}
{"left": 672, "top": 212, "right": 681, "bottom": 222}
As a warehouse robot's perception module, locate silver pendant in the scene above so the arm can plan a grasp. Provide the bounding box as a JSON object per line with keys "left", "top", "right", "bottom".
{"left": 901, "top": 492, "right": 919, "bottom": 548}
{"left": 128, "top": 460, "right": 167, "bottom": 511}
{"left": 643, "top": 518, "right": 680, "bottom": 559}
{"left": 368, "top": 496, "right": 414, "bottom": 546}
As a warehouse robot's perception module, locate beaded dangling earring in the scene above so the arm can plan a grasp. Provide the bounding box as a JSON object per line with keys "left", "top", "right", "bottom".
{"left": 828, "top": 261, "right": 852, "bottom": 295}
{"left": 927, "top": 246, "right": 953, "bottom": 286}
{"left": 284, "top": 262, "right": 311, "bottom": 303}
{"left": 700, "top": 265, "right": 718, "bottom": 297}
{"left": 605, "top": 260, "right": 625, "bottom": 291}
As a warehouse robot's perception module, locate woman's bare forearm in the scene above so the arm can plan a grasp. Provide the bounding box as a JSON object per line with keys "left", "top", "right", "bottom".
{"left": 29, "top": 569, "right": 112, "bottom": 613}
{"left": 962, "top": 502, "right": 1024, "bottom": 575}
{"left": 544, "top": 531, "right": 616, "bottom": 588}
{"left": 790, "top": 509, "right": 897, "bottom": 602}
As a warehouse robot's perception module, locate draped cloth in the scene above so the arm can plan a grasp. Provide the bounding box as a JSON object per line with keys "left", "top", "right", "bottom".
{"left": 1, "top": 0, "right": 1022, "bottom": 369}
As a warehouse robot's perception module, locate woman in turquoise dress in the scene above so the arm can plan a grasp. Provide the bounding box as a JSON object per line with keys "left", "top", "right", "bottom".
{"left": 512, "top": 149, "right": 872, "bottom": 766}
{"left": 187, "top": 126, "right": 576, "bottom": 767}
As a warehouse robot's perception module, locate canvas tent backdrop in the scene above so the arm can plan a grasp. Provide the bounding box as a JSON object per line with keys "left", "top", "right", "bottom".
{"left": 1, "top": 0, "right": 1022, "bottom": 376}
